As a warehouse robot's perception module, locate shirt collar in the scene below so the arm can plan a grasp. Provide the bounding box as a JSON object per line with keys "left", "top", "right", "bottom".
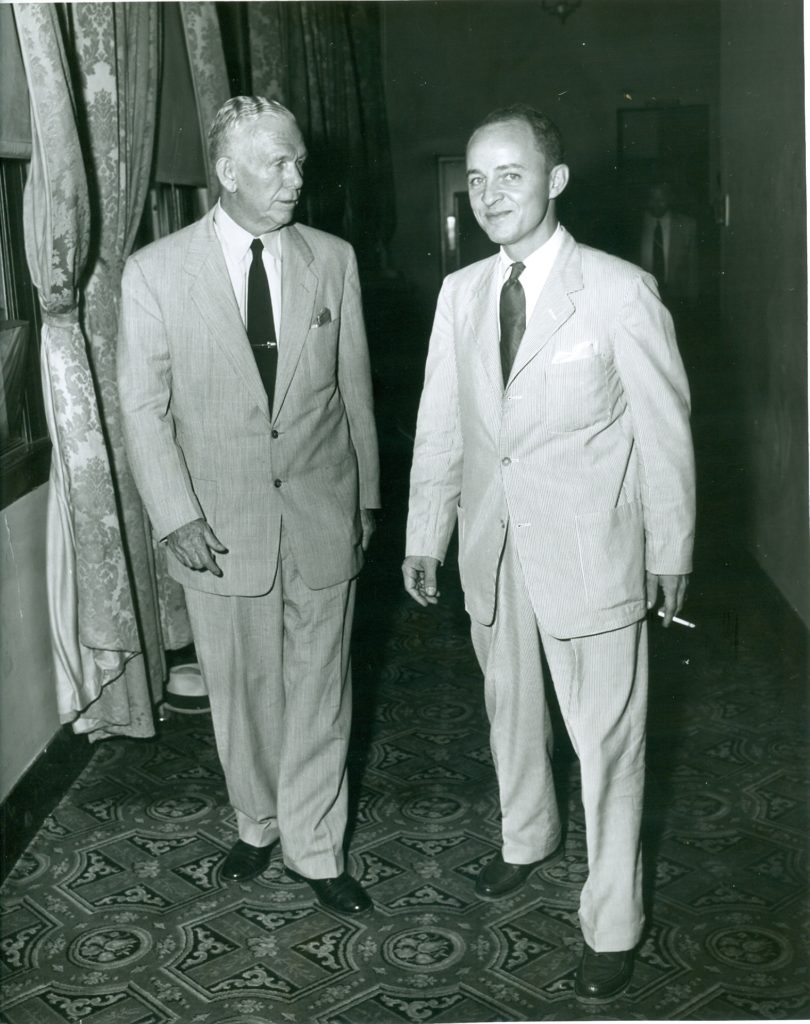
{"left": 213, "top": 201, "right": 282, "bottom": 261}
{"left": 498, "top": 223, "right": 564, "bottom": 278}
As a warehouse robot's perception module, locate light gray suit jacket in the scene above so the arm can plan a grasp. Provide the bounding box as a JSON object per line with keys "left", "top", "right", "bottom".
{"left": 118, "top": 210, "right": 379, "bottom": 596}
{"left": 406, "top": 229, "right": 695, "bottom": 639}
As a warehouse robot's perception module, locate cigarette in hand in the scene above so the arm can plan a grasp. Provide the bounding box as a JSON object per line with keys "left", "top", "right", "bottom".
{"left": 657, "top": 608, "right": 696, "bottom": 628}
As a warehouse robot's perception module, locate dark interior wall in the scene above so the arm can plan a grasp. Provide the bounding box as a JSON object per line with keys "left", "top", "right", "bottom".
{"left": 720, "top": 0, "right": 808, "bottom": 625}
{"left": 381, "top": 0, "right": 721, "bottom": 319}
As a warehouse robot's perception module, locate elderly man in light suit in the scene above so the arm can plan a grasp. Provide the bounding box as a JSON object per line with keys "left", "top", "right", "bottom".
{"left": 118, "top": 97, "right": 379, "bottom": 915}
{"left": 403, "top": 105, "right": 695, "bottom": 1000}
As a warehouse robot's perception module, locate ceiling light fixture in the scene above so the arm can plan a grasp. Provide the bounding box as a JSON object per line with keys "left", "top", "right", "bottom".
{"left": 542, "top": 0, "right": 581, "bottom": 24}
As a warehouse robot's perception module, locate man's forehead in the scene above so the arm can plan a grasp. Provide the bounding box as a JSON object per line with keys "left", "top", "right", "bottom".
{"left": 467, "top": 122, "right": 541, "bottom": 168}
{"left": 236, "top": 114, "right": 304, "bottom": 148}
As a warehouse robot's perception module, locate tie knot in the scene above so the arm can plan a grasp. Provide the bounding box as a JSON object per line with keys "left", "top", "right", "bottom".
{"left": 507, "top": 261, "right": 525, "bottom": 284}
{"left": 250, "top": 238, "right": 264, "bottom": 258}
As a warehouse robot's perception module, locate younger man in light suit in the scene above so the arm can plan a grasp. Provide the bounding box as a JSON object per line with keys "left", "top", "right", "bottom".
{"left": 403, "top": 105, "right": 695, "bottom": 999}
{"left": 118, "top": 97, "right": 379, "bottom": 914}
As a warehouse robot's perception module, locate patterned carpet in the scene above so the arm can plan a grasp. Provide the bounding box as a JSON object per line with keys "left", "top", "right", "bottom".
{"left": 2, "top": 529, "right": 808, "bottom": 1022}
{"left": 2, "top": 304, "right": 809, "bottom": 1022}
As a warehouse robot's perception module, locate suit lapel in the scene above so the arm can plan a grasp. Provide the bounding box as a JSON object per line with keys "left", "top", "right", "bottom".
{"left": 187, "top": 212, "right": 271, "bottom": 418}
{"left": 464, "top": 256, "right": 502, "bottom": 395}
{"left": 274, "top": 224, "right": 317, "bottom": 417}
{"left": 508, "top": 231, "right": 582, "bottom": 385}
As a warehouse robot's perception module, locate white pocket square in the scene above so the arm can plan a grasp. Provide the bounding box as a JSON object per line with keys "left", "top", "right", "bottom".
{"left": 312, "top": 307, "right": 332, "bottom": 327}
{"left": 551, "top": 342, "right": 596, "bottom": 364}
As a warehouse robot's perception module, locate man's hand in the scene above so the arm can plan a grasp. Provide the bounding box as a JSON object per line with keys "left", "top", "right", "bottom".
{"left": 646, "top": 571, "right": 689, "bottom": 627}
{"left": 402, "top": 555, "right": 441, "bottom": 607}
{"left": 360, "top": 509, "right": 377, "bottom": 551}
{"left": 167, "top": 518, "right": 228, "bottom": 577}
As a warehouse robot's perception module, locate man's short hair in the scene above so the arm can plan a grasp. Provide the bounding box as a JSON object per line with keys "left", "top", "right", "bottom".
{"left": 208, "top": 95, "right": 296, "bottom": 164}
{"left": 470, "top": 104, "right": 564, "bottom": 167}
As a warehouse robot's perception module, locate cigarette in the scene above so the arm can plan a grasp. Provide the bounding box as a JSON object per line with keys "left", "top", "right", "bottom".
{"left": 657, "top": 608, "right": 696, "bottom": 628}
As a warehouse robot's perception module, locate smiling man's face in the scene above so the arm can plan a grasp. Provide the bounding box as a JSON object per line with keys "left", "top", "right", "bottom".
{"left": 466, "top": 119, "right": 567, "bottom": 260}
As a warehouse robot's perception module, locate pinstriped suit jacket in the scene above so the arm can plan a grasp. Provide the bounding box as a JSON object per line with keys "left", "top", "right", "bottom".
{"left": 118, "top": 210, "right": 380, "bottom": 596}
{"left": 406, "top": 229, "right": 695, "bottom": 639}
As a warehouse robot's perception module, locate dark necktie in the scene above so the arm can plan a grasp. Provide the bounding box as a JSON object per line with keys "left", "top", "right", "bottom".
{"left": 500, "top": 261, "right": 526, "bottom": 385}
{"left": 247, "top": 237, "right": 278, "bottom": 413}
{"left": 652, "top": 219, "right": 666, "bottom": 286}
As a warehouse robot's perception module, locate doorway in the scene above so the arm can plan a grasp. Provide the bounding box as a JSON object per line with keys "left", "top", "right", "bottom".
{"left": 616, "top": 103, "right": 718, "bottom": 295}
{"left": 437, "top": 156, "right": 497, "bottom": 277}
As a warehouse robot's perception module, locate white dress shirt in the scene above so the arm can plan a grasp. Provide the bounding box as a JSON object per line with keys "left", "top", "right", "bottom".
{"left": 640, "top": 210, "right": 671, "bottom": 280}
{"left": 497, "top": 223, "right": 565, "bottom": 334}
{"left": 213, "top": 201, "right": 283, "bottom": 341}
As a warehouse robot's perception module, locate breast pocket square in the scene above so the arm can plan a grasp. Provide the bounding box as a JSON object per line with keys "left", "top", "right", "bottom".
{"left": 551, "top": 341, "right": 597, "bottom": 364}
{"left": 312, "top": 307, "right": 332, "bottom": 327}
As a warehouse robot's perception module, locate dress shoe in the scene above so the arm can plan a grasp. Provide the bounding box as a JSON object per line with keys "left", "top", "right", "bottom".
{"left": 575, "top": 943, "right": 634, "bottom": 1001}
{"left": 286, "top": 869, "right": 372, "bottom": 914}
{"left": 475, "top": 849, "right": 550, "bottom": 899}
{"left": 220, "top": 840, "right": 274, "bottom": 882}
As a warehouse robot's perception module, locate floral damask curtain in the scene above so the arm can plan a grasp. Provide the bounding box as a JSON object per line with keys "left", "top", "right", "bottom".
{"left": 70, "top": 2, "right": 194, "bottom": 730}
{"left": 13, "top": 2, "right": 186, "bottom": 740}
{"left": 248, "top": 2, "right": 395, "bottom": 268}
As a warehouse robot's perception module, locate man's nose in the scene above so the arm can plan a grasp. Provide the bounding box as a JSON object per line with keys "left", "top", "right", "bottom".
{"left": 286, "top": 166, "right": 303, "bottom": 189}
{"left": 482, "top": 183, "right": 502, "bottom": 207}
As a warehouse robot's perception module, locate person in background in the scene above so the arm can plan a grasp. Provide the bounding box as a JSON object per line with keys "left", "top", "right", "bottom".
{"left": 640, "top": 179, "right": 699, "bottom": 314}
{"left": 403, "top": 104, "right": 695, "bottom": 1000}
{"left": 118, "top": 96, "right": 379, "bottom": 915}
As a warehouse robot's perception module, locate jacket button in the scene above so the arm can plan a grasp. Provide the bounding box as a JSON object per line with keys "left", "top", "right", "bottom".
{"left": 271, "top": 429, "right": 279, "bottom": 439}
{"left": 274, "top": 479, "right": 282, "bottom": 488}
{"left": 501, "top": 457, "right": 511, "bottom": 466}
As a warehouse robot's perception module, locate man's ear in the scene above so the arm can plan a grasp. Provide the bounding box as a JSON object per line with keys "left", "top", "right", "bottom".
{"left": 216, "top": 155, "right": 236, "bottom": 194}
{"left": 549, "top": 163, "right": 570, "bottom": 199}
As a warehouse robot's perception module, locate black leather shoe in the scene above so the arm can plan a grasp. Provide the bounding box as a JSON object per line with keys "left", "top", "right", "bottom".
{"left": 220, "top": 840, "right": 274, "bottom": 882}
{"left": 286, "top": 869, "right": 372, "bottom": 914}
{"left": 475, "top": 849, "right": 550, "bottom": 899}
{"left": 575, "top": 943, "right": 634, "bottom": 1001}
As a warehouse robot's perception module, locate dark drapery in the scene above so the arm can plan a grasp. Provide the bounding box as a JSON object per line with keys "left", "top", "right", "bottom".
{"left": 247, "top": 2, "right": 395, "bottom": 270}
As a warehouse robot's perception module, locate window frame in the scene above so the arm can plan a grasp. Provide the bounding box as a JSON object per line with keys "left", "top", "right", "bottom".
{"left": 0, "top": 157, "right": 50, "bottom": 510}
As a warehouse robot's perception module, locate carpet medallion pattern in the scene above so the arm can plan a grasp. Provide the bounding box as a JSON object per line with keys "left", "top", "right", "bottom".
{"left": 1, "top": 550, "right": 808, "bottom": 1022}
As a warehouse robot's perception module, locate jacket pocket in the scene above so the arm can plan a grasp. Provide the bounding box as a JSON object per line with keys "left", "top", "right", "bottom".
{"left": 575, "top": 500, "right": 645, "bottom": 611}
{"left": 306, "top": 318, "right": 340, "bottom": 390}
{"left": 544, "top": 354, "right": 608, "bottom": 432}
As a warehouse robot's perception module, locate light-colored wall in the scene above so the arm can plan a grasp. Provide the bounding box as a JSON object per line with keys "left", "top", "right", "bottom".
{"left": 719, "top": 0, "right": 809, "bottom": 625}
{"left": 0, "top": 483, "right": 60, "bottom": 804}
{"left": 382, "top": 0, "right": 721, "bottom": 314}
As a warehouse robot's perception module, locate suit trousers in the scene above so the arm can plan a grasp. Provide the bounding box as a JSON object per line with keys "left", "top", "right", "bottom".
{"left": 183, "top": 525, "right": 356, "bottom": 879}
{"left": 469, "top": 531, "right": 648, "bottom": 952}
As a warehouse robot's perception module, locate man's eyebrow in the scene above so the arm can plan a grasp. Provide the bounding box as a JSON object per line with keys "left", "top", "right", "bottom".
{"left": 466, "top": 162, "right": 526, "bottom": 176}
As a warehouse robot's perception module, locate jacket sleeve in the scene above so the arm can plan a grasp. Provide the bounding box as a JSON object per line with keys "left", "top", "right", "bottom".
{"left": 613, "top": 273, "right": 696, "bottom": 574}
{"left": 405, "top": 276, "right": 465, "bottom": 561}
{"left": 117, "top": 255, "right": 203, "bottom": 540}
{"left": 336, "top": 246, "right": 381, "bottom": 510}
